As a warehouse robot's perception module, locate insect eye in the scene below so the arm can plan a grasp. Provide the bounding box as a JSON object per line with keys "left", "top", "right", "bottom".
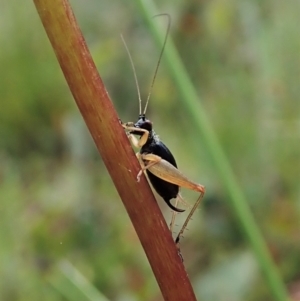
{"left": 143, "top": 120, "right": 152, "bottom": 131}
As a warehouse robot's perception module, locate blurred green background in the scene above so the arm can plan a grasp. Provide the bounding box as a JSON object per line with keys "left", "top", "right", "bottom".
{"left": 1, "top": 0, "right": 300, "bottom": 300}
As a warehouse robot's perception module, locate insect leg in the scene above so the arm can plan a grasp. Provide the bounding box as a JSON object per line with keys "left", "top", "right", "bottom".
{"left": 169, "top": 193, "right": 196, "bottom": 239}
{"left": 127, "top": 133, "right": 140, "bottom": 148}
{"left": 175, "top": 191, "right": 205, "bottom": 245}
{"left": 140, "top": 157, "right": 205, "bottom": 244}
{"left": 142, "top": 156, "right": 205, "bottom": 194}
{"left": 177, "top": 193, "right": 192, "bottom": 208}
{"left": 136, "top": 153, "right": 162, "bottom": 182}
{"left": 169, "top": 195, "right": 180, "bottom": 233}
{"left": 121, "top": 124, "right": 149, "bottom": 148}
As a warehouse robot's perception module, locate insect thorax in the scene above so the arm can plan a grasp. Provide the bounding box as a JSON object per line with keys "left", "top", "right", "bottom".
{"left": 140, "top": 130, "right": 160, "bottom": 153}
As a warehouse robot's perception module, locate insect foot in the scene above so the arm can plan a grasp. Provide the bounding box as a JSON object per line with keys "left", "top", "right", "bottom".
{"left": 136, "top": 169, "right": 143, "bottom": 182}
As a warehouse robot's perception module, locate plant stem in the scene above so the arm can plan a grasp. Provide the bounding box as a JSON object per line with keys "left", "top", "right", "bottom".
{"left": 33, "top": 0, "right": 198, "bottom": 300}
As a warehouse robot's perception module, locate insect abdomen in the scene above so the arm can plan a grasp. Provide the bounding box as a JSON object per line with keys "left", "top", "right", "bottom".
{"left": 142, "top": 140, "right": 184, "bottom": 212}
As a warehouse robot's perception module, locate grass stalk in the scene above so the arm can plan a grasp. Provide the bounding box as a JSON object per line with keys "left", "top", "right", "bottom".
{"left": 33, "top": 0, "right": 198, "bottom": 300}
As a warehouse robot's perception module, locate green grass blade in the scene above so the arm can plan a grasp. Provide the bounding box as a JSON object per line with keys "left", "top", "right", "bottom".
{"left": 48, "top": 261, "right": 111, "bottom": 301}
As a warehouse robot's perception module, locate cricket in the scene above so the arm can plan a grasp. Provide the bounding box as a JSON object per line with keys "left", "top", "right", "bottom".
{"left": 121, "top": 14, "right": 205, "bottom": 251}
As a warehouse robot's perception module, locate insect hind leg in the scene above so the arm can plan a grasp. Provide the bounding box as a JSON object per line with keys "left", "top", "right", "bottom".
{"left": 175, "top": 191, "right": 205, "bottom": 245}
{"left": 177, "top": 193, "right": 193, "bottom": 209}
{"left": 169, "top": 196, "right": 180, "bottom": 234}
{"left": 169, "top": 193, "right": 190, "bottom": 234}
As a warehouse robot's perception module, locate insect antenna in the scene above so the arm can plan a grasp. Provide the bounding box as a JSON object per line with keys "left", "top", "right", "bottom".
{"left": 120, "top": 34, "right": 143, "bottom": 115}
{"left": 143, "top": 13, "right": 171, "bottom": 115}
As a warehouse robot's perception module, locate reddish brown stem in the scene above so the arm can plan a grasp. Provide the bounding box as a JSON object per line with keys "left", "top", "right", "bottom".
{"left": 33, "top": 0, "right": 198, "bottom": 300}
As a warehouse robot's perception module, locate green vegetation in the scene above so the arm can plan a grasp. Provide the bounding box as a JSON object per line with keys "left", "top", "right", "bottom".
{"left": 0, "top": 1, "right": 299, "bottom": 300}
